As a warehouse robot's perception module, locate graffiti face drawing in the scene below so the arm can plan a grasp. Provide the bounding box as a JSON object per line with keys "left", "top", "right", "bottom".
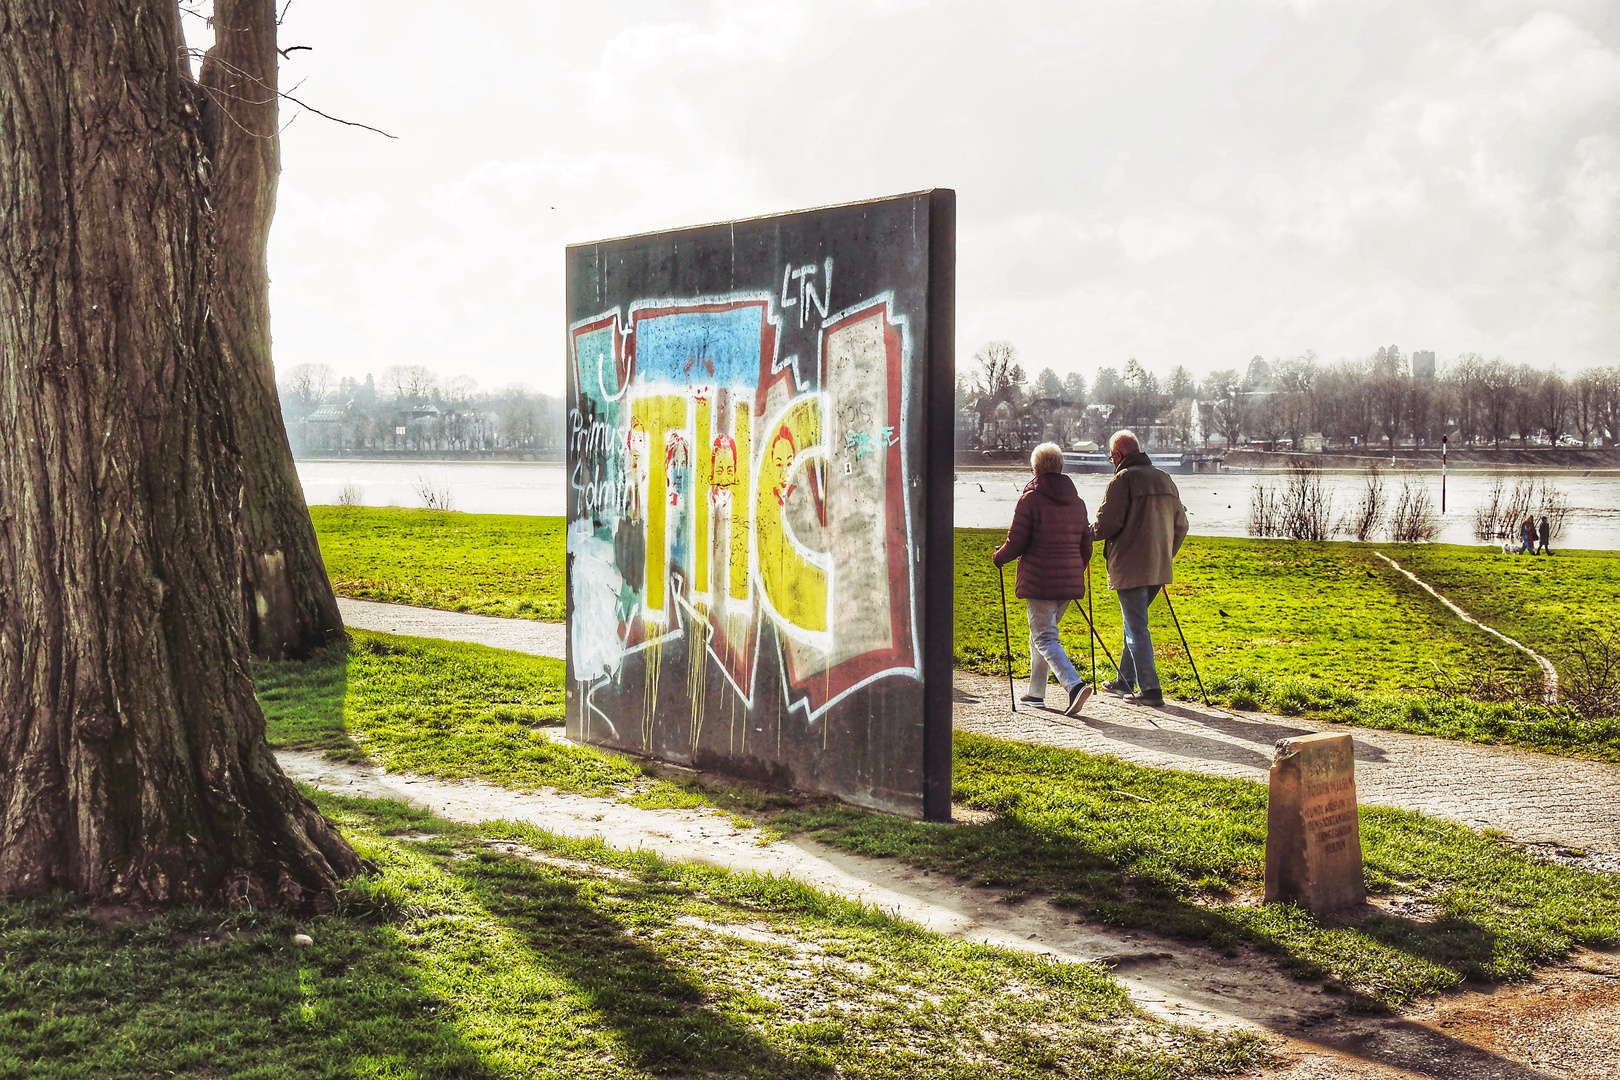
{"left": 710, "top": 433, "right": 738, "bottom": 506}
{"left": 665, "top": 433, "right": 689, "bottom": 506}
{"left": 768, "top": 426, "right": 796, "bottom": 506}
{"left": 627, "top": 420, "right": 649, "bottom": 486}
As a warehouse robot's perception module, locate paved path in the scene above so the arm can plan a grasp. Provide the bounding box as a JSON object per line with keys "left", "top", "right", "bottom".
{"left": 338, "top": 597, "right": 565, "bottom": 657}
{"left": 338, "top": 599, "right": 1620, "bottom": 859}
{"left": 956, "top": 672, "right": 1620, "bottom": 859}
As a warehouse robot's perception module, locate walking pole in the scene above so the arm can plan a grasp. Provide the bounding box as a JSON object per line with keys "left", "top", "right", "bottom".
{"left": 1445, "top": 433, "right": 1458, "bottom": 514}
{"left": 1087, "top": 562, "right": 1096, "bottom": 690}
{"left": 1161, "top": 589, "right": 1210, "bottom": 707}
{"left": 1074, "top": 595, "right": 1119, "bottom": 671}
{"left": 997, "top": 564, "right": 1016, "bottom": 714}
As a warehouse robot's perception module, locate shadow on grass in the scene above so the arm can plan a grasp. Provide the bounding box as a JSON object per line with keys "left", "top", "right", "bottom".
{"left": 0, "top": 891, "right": 495, "bottom": 1079}
{"left": 768, "top": 735, "right": 1620, "bottom": 1013}
{"left": 438, "top": 847, "right": 819, "bottom": 1077}
{"left": 255, "top": 640, "right": 361, "bottom": 760}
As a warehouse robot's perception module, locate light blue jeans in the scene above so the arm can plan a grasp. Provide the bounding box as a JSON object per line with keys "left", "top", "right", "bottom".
{"left": 1116, "top": 585, "right": 1161, "bottom": 693}
{"left": 1026, "top": 598, "right": 1082, "bottom": 697}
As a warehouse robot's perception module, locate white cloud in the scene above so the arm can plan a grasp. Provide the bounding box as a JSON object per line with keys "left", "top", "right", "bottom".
{"left": 259, "top": 0, "right": 1620, "bottom": 388}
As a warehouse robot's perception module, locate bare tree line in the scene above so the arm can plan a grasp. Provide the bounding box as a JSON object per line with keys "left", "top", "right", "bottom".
{"left": 1249, "top": 464, "right": 1441, "bottom": 543}
{"left": 962, "top": 342, "right": 1620, "bottom": 452}
{"left": 1471, "top": 478, "right": 1572, "bottom": 543}
{"left": 277, "top": 362, "right": 566, "bottom": 454}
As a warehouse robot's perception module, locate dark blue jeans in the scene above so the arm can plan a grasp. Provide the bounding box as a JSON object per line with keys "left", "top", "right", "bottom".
{"left": 1116, "top": 585, "right": 1161, "bottom": 693}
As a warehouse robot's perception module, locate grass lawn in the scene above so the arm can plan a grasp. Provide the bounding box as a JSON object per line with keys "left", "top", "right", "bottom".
{"left": 954, "top": 532, "right": 1535, "bottom": 691}
{"left": 1386, "top": 544, "right": 1620, "bottom": 674}
{"left": 256, "top": 630, "right": 641, "bottom": 794}
{"left": 306, "top": 508, "right": 1620, "bottom": 755}
{"left": 736, "top": 734, "right": 1620, "bottom": 1010}
{"left": 309, "top": 506, "right": 1605, "bottom": 693}
{"left": 254, "top": 638, "right": 1620, "bottom": 1011}
{"left": 0, "top": 795, "right": 1262, "bottom": 1080}
{"left": 957, "top": 531, "right": 1620, "bottom": 760}
{"left": 312, "top": 506, "right": 564, "bottom": 621}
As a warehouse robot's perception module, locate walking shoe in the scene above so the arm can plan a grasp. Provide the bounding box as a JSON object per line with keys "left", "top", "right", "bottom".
{"left": 1020, "top": 693, "right": 1045, "bottom": 704}
{"left": 1125, "top": 690, "right": 1165, "bottom": 708}
{"left": 1065, "top": 683, "right": 1093, "bottom": 716}
{"left": 1100, "top": 677, "right": 1132, "bottom": 697}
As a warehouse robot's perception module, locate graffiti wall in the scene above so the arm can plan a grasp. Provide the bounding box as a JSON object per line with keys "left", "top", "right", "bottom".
{"left": 565, "top": 191, "right": 955, "bottom": 819}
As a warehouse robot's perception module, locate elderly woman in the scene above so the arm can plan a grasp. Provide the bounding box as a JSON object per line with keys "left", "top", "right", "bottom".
{"left": 990, "top": 442, "right": 1095, "bottom": 715}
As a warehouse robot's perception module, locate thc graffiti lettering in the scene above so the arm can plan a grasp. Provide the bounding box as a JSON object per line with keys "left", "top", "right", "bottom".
{"left": 568, "top": 285, "right": 920, "bottom": 741}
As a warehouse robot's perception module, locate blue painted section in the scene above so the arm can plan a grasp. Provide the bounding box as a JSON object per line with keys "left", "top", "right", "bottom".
{"left": 575, "top": 326, "right": 621, "bottom": 407}
{"left": 635, "top": 306, "right": 762, "bottom": 389}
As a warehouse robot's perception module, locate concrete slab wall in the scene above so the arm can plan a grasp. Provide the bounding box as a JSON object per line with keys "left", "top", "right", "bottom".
{"left": 565, "top": 191, "right": 955, "bottom": 819}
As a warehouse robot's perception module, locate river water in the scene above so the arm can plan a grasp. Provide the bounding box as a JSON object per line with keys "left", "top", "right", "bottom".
{"left": 294, "top": 459, "right": 1620, "bottom": 550}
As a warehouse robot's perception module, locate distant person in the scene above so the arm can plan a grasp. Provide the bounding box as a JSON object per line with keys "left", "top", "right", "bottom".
{"left": 1092, "top": 430, "right": 1189, "bottom": 708}
{"left": 1518, "top": 515, "right": 1536, "bottom": 555}
{"left": 991, "top": 442, "right": 1095, "bottom": 716}
{"left": 1537, "top": 515, "right": 1552, "bottom": 555}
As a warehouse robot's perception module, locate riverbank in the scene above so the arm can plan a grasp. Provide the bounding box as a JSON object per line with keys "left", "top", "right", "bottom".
{"left": 959, "top": 445, "right": 1620, "bottom": 471}
{"left": 296, "top": 451, "right": 563, "bottom": 462}
{"left": 1224, "top": 445, "right": 1620, "bottom": 471}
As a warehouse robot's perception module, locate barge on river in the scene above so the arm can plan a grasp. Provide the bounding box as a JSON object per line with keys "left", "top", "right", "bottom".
{"left": 1062, "top": 450, "right": 1224, "bottom": 475}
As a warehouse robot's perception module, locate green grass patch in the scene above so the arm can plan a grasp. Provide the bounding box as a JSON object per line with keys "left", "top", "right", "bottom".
{"left": 257, "top": 630, "right": 639, "bottom": 795}
{"left": 957, "top": 531, "right": 1620, "bottom": 759}
{"left": 312, "top": 505, "right": 564, "bottom": 620}
{"left": 1381, "top": 543, "right": 1620, "bottom": 676}
{"left": 772, "top": 732, "right": 1620, "bottom": 1009}
{"left": 304, "top": 507, "right": 1618, "bottom": 755}
{"left": 0, "top": 794, "right": 1263, "bottom": 1079}
{"left": 955, "top": 531, "right": 1535, "bottom": 693}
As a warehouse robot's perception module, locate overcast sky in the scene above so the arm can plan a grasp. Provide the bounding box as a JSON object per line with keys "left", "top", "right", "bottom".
{"left": 203, "top": 0, "right": 1619, "bottom": 393}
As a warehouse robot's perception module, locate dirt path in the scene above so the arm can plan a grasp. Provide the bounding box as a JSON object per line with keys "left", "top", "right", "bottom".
{"left": 1372, "top": 550, "right": 1559, "bottom": 704}
{"left": 281, "top": 747, "right": 1620, "bottom": 1080}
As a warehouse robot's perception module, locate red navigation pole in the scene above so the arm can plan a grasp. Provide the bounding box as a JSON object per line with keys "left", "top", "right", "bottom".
{"left": 1441, "top": 435, "right": 1448, "bottom": 514}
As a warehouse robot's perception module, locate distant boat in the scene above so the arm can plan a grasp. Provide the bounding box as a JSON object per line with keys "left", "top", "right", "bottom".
{"left": 1063, "top": 450, "right": 1223, "bottom": 475}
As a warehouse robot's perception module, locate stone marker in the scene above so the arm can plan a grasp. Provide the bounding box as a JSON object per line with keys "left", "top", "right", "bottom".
{"left": 1264, "top": 732, "right": 1366, "bottom": 914}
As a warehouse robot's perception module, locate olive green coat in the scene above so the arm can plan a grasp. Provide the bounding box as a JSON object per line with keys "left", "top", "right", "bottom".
{"left": 1092, "top": 451, "right": 1189, "bottom": 590}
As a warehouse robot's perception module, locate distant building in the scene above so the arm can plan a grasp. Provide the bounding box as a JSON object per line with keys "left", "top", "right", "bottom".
{"left": 1412, "top": 350, "right": 1436, "bottom": 380}
{"left": 1300, "top": 432, "right": 1327, "bottom": 453}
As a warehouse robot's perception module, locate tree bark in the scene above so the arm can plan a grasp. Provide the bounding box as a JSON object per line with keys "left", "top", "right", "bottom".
{"left": 0, "top": 0, "right": 360, "bottom": 908}
{"left": 199, "top": 0, "right": 343, "bottom": 660}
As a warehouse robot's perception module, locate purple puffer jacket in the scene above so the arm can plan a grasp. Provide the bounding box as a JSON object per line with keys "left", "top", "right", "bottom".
{"left": 991, "top": 472, "right": 1094, "bottom": 600}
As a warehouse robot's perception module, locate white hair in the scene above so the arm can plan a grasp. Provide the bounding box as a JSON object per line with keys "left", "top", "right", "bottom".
{"left": 1030, "top": 442, "right": 1065, "bottom": 475}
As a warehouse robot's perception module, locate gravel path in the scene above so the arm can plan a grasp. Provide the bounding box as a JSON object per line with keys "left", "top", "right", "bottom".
{"left": 338, "top": 598, "right": 1620, "bottom": 859}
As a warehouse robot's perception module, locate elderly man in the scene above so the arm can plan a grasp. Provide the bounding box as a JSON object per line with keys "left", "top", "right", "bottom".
{"left": 991, "top": 442, "right": 1095, "bottom": 716}
{"left": 1092, "top": 430, "right": 1188, "bottom": 707}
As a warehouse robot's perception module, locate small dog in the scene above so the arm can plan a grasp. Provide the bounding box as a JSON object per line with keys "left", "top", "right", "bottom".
{"left": 1500, "top": 540, "right": 1516, "bottom": 555}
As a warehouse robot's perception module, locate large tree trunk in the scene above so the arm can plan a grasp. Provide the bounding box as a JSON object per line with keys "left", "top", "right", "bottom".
{"left": 0, "top": 0, "right": 359, "bottom": 908}
{"left": 199, "top": 0, "right": 343, "bottom": 660}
